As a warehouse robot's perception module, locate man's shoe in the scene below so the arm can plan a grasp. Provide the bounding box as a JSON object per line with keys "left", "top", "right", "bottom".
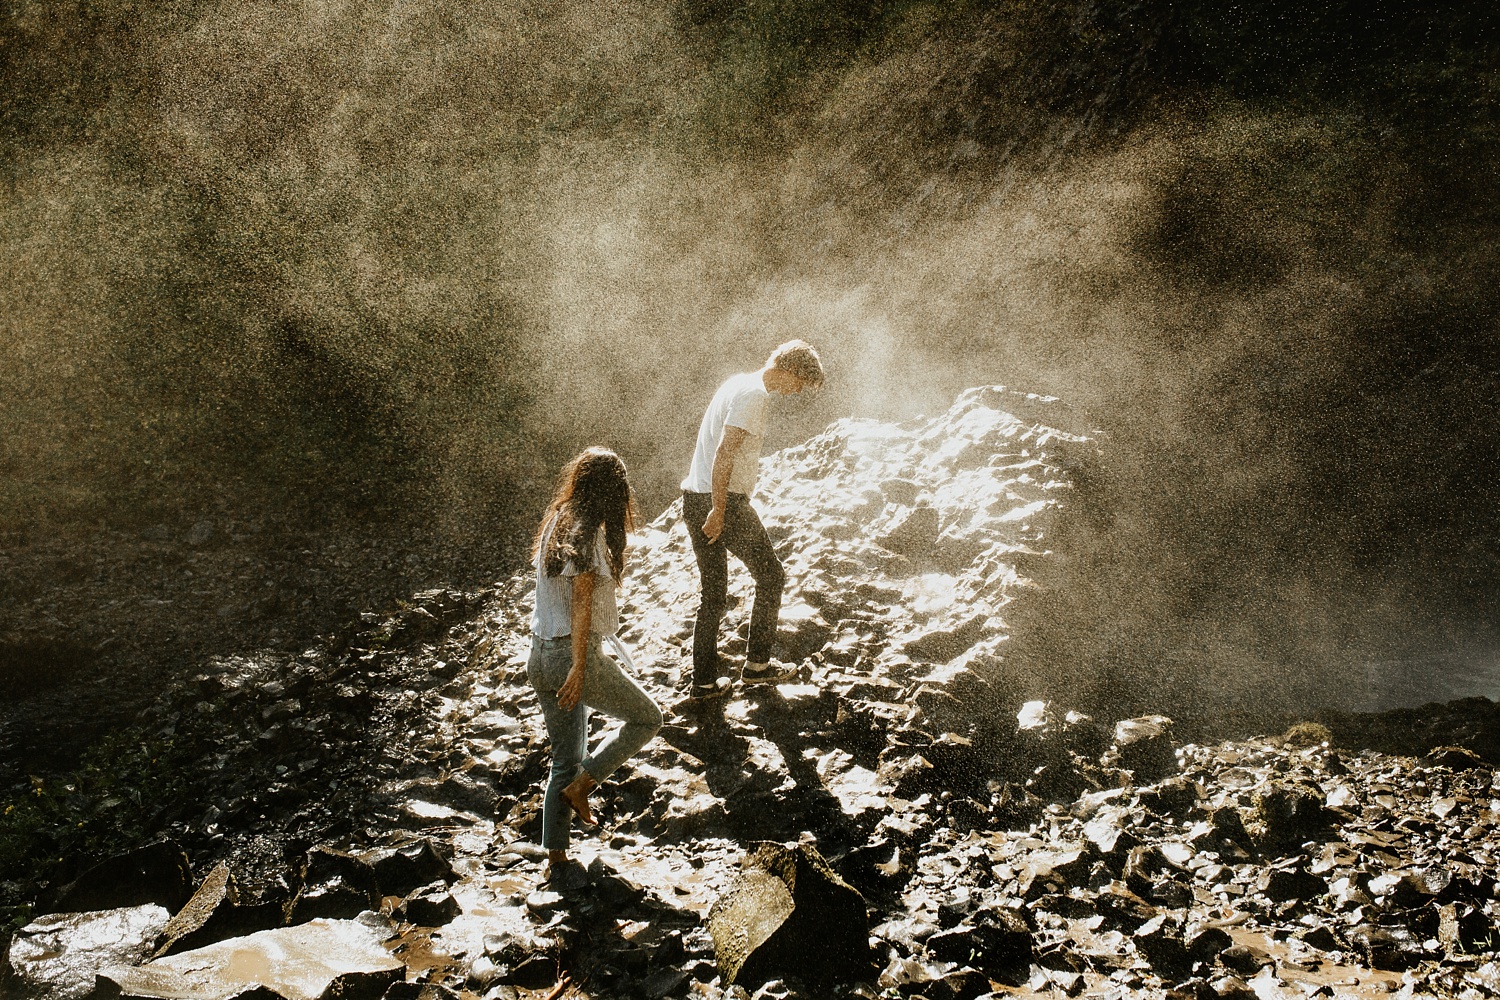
{"left": 675, "top": 677, "right": 731, "bottom": 713}
{"left": 741, "top": 661, "right": 798, "bottom": 685}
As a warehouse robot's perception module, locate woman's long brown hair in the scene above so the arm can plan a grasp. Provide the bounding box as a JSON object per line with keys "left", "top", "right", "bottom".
{"left": 532, "top": 446, "right": 640, "bottom": 583}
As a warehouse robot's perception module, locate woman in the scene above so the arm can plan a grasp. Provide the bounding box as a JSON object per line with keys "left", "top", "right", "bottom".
{"left": 528, "top": 446, "right": 663, "bottom": 883}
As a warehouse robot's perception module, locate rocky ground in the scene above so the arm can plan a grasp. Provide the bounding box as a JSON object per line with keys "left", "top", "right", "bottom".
{"left": 4, "top": 386, "right": 1500, "bottom": 1000}
{"left": 0, "top": 503, "right": 532, "bottom": 786}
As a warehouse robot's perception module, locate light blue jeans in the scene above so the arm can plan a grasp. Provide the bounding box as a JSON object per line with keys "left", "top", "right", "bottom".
{"left": 527, "top": 632, "right": 663, "bottom": 851}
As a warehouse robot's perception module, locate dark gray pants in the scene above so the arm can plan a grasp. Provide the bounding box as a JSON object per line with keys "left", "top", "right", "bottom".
{"left": 682, "top": 491, "right": 785, "bottom": 688}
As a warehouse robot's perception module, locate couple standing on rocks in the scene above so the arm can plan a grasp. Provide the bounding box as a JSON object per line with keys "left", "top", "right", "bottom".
{"left": 525, "top": 340, "right": 827, "bottom": 883}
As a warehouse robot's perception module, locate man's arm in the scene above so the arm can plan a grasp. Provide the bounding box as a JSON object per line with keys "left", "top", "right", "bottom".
{"left": 703, "top": 425, "right": 748, "bottom": 543}
{"left": 558, "top": 571, "right": 595, "bottom": 710}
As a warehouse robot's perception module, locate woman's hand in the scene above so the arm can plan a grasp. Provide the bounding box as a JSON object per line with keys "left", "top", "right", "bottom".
{"left": 557, "top": 663, "right": 586, "bottom": 711}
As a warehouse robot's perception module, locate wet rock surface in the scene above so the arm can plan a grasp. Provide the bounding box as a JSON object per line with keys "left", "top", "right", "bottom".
{"left": 5, "top": 386, "right": 1500, "bottom": 999}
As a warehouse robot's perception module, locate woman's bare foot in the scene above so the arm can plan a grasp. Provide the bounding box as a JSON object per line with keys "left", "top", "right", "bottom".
{"left": 561, "top": 772, "right": 598, "bottom": 827}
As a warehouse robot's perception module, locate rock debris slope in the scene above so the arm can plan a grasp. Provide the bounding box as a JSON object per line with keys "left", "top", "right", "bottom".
{"left": 8, "top": 386, "right": 1500, "bottom": 1000}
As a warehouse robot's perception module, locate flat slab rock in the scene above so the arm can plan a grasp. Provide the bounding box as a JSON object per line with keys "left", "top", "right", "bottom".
{"left": 95, "top": 915, "right": 403, "bottom": 1000}
{"left": 8, "top": 904, "right": 172, "bottom": 1000}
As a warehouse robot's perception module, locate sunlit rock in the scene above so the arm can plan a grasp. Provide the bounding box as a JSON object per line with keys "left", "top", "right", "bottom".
{"left": 7, "top": 905, "right": 170, "bottom": 1000}
{"left": 154, "top": 863, "right": 271, "bottom": 959}
{"left": 95, "top": 915, "right": 402, "bottom": 1000}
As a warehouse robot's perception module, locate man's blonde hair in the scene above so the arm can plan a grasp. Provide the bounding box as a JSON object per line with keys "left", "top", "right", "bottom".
{"left": 768, "top": 340, "right": 825, "bottom": 388}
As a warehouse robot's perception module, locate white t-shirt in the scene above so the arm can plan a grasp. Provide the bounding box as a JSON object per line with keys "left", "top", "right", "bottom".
{"left": 531, "top": 515, "right": 620, "bottom": 639}
{"left": 681, "top": 371, "right": 769, "bottom": 496}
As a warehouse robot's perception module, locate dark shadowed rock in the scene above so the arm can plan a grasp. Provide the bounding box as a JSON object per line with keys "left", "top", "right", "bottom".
{"left": 1298, "top": 925, "right": 1341, "bottom": 951}
{"left": 1184, "top": 923, "right": 1234, "bottom": 963}
{"left": 1426, "top": 745, "right": 1489, "bottom": 771}
{"left": 1240, "top": 781, "right": 1332, "bottom": 850}
{"left": 926, "top": 905, "right": 1032, "bottom": 982}
{"left": 1255, "top": 865, "right": 1326, "bottom": 902}
{"left": 318, "top": 965, "right": 404, "bottom": 999}
{"left": 876, "top": 505, "right": 940, "bottom": 557}
{"left": 1217, "top": 943, "right": 1271, "bottom": 976}
{"left": 1137, "top": 775, "right": 1200, "bottom": 816}
{"left": 879, "top": 478, "right": 923, "bottom": 505}
{"left": 48, "top": 841, "right": 193, "bottom": 916}
{"left": 396, "top": 883, "right": 461, "bottom": 926}
{"left": 901, "top": 615, "right": 990, "bottom": 663}
{"left": 380, "top": 984, "right": 462, "bottom": 1000}
{"left": 1104, "top": 716, "right": 1178, "bottom": 782}
{"left": 1348, "top": 922, "right": 1425, "bottom": 970}
{"left": 288, "top": 847, "right": 381, "bottom": 924}
{"left": 993, "top": 781, "right": 1044, "bottom": 829}
{"left": 1094, "top": 882, "right": 1158, "bottom": 931}
{"left": 708, "top": 842, "right": 871, "bottom": 987}
{"left": 1437, "top": 901, "right": 1492, "bottom": 956}
{"left": 359, "top": 838, "right": 455, "bottom": 898}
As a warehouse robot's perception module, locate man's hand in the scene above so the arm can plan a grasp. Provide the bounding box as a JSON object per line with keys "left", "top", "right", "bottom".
{"left": 706, "top": 425, "right": 747, "bottom": 544}
{"left": 702, "top": 505, "right": 726, "bottom": 543}
{"left": 557, "top": 663, "right": 585, "bottom": 711}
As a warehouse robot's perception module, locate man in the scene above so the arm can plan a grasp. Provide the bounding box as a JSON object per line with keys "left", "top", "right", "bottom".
{"left": 680, "top": 340, "right": 826, "bottom": 702}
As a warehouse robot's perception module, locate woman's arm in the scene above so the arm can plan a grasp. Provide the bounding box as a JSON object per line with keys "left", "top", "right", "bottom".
{"left": 557, "top": 571, "right": 595, "bottom": 710}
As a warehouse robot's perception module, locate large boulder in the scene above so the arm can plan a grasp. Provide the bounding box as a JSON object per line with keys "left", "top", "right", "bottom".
{"left": 707, "top": 842, "right": 871, "bottom": 988}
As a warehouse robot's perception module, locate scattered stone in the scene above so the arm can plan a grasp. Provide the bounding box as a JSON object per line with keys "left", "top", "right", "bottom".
{"left": 12, "top": 386, "right": 1500, "bottom": 1000}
